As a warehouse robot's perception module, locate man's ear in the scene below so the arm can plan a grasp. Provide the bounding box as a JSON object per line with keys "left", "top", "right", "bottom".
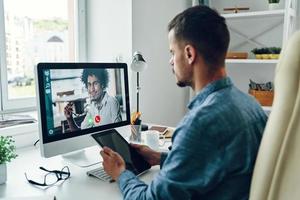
{"left": 185, "top": 45, "right": 196, "bottom": 65}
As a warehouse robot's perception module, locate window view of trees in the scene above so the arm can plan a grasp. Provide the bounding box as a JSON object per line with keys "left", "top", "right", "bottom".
{"left": 3, "top": 0, "right": 74, "bottom": 100}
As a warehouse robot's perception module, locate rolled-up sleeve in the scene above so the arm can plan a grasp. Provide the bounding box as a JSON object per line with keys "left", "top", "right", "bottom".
{"left": 118, "top": 170, "right": 156, "bottom": 200}
{"left": 117, "top": 117, "right": 227, "bottom": 200}
{"left": 160, "top": 152, "right": 168, "bottom": 169}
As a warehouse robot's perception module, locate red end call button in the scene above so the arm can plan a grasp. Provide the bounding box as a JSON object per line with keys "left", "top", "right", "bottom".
{"left": 94, "top": 115, "right": 101, "bottom": 124}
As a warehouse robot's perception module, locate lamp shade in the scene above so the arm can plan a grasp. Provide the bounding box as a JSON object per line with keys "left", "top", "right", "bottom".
{"left": 131, "top": 51, "right": 147, "bottom": 72}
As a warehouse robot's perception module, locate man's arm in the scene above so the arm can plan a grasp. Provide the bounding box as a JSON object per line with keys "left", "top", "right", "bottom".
{"left": 131, "top": 144, "right": 162, "bottom": 166}
{"left": 160, "top": 152, "right": 168, "bottom": 168}
{"left": 118, "top": 139, "right": 226, "bottom": 200}
{"left": 131, "top": 137, "right": 169, "bottom": 168}
{"left": 66, "top": 118, "right": 80, "bottom": 131}
{"left": 101, "top": 112, "right": 229, "bottom": 199}
{"left": 64, "top": 102, "right": 79, "bottom": 131}
{"left": 117, "top": 117, "right": 230, "bottom": 200}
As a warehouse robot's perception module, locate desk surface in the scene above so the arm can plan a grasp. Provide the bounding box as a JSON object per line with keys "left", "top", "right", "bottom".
{"left": 0, "top": 145, "right": 160, "bottom": 200}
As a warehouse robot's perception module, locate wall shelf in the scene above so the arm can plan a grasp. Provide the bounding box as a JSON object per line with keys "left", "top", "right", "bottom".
{"left": 226, "top": 59, "right": 278, "bottom": 64}
{"left": 262, "top": 106, "right": 272, "bottom": 111}
{"left": 262, "top": 106, "right": 272, "bottom": 115}
{"left": 221, "top": 10, "right": 285, "bottom": 19}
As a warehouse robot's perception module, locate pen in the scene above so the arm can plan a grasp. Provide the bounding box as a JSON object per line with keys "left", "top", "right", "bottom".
{"left": 131, "top": 111, "right": 141, "bottom": 125}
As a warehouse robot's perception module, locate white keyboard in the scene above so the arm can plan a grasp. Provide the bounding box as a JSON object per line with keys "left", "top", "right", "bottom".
{"left": 87, "top": 167, "right": 112, "bottom": 182}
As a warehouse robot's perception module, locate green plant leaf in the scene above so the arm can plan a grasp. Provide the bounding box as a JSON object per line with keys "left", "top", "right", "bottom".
{"left": 0, "top": 136, "right": 18, "bottom": 164}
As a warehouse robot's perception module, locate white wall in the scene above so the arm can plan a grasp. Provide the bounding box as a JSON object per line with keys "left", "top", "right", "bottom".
{"left": 86, "top": 0, "right": 135, "bottom": 122}
{"left": 86, "top": 0, "right": 132, "bottom": 64}
{"left": 298, "top": 1, "right": 300, "bottom": 29}
{"left": 132, "top": 0, "right": 190, "bottom": 127}
{"left": 86, "top": 0, "right": 190, "bottom": 127}
{"left": 85, "top": 0, "right": 299, "bottom": 127}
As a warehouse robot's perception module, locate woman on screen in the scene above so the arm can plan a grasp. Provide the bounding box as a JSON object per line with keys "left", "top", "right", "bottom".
{"left": 64, "top": 68, "right": 122, "bottom": 131}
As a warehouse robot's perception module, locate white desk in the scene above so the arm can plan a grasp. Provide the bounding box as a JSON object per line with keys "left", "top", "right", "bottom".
{"left": 0, "top": 144, "right": 161, "bottom": 200}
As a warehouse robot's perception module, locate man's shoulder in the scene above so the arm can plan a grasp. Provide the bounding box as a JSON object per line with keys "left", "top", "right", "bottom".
{"left": 203, "top": 85, "right": 263, "bottom": 113}
{"left": 178, "top": 88, "right": 265, "bottom": 136}
{"left": 105, "top": 94, "right": 119, "bottom": 105}
{"left": 174, "top": 105, "right": 217, "bottom": 139}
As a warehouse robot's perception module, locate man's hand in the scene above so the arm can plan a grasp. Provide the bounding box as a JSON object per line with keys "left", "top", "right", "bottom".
{"left": 100, "top": 147, "right": 126, "bottom": 181}
{"left": 64, "top": 102, "right": 74, "bottom": 119}
{"left": 131, "top": 143, "right": 161, "bottom": 166}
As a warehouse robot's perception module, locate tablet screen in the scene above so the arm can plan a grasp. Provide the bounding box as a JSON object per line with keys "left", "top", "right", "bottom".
{"left": 91, "top": 129, "right": 151, "bottom": 175}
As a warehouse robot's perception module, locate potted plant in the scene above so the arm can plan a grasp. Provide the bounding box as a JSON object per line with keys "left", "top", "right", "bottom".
{"left": 269, "top": 47, "right": 281, "bottom": 59}
{"left": 261, "top": 48, "right": 271, "bottom": 59}
{"left": 268, "top": 0, "right": 280, "bottom": 10}
{"left": 251, "top": 47, "right": 281, "bottom": 59}
{"left": 0, "top": 136, "right": 17, "bottom": 184}
{"left": 251, "top": 48, "right": 269, "bottom": 59}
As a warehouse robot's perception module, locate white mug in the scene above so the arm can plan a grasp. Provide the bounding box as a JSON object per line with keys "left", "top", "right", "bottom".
{"left": 144, "top": 130, "right": 165, "bottom": 150}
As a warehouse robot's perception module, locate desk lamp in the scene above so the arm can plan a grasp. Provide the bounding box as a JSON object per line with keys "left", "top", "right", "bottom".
{"left": 130, "top": 51, "right": 147, "bottom": 124}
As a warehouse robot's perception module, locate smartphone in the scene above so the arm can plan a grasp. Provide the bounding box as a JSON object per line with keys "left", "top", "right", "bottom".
{"left": 149, "top": 126, "right": 168, "bottom": 135}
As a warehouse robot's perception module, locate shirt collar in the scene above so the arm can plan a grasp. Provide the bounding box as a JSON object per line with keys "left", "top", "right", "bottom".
{"left": 188, "top": 77, "right": 233, "bottom": 109}
{"left": 92, "top": 91, "right": 108, "bottom": 108}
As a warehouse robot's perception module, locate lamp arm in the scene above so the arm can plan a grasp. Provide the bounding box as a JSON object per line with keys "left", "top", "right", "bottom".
{"left": 137, "top": 72, "right": 140, "bottom": 112}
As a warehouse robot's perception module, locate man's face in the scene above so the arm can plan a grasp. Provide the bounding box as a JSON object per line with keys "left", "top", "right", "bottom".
{"left": 168, "top": 29, "right": 192, "bottom": 87}
{"left": 87, "top": 75, "right": 103, "bottom": 101}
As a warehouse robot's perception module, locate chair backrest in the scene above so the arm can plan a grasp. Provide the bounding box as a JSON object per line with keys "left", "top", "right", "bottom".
{"left": 250, "top": 31, "right": 300, "bottom": 200}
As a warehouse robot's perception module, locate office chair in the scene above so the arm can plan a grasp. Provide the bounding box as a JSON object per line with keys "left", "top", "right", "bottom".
{"left": 250, "top": 31, "right": 300, "bottom": 200}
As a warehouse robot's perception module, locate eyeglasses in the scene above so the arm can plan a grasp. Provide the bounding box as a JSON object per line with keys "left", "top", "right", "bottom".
{"left": 25, "top": 166, "right": 70, "bottom": 187}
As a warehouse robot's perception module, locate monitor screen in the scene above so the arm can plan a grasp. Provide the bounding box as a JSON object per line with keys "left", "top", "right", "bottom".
{"left": 36, "top": 63, "right": 130, "bottom": 145}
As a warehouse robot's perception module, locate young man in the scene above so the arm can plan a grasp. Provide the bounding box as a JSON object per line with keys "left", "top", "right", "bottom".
{"left": 64, "top": 68, "right": 121, "bottom": 131}
{"left": 100, "top": 6, "right": 267, "bottom": 199}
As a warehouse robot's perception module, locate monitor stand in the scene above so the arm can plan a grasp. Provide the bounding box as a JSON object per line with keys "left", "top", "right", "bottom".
{"left": 62, "top": 145, "right": 102, "bottom": 167}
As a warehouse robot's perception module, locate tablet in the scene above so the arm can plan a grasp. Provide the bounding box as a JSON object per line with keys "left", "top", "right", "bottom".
{"left": 91, "top": 129, "right": 151, "bottom": 175}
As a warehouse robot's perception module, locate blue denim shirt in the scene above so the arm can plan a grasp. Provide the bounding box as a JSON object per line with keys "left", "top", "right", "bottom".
{"left": 118, "top": 77, "right": 267, "bottom": 200}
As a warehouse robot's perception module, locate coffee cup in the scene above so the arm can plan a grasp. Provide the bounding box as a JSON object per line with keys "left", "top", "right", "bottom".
{"left": 144, "top": 130, "right": 165, "bottom": 150}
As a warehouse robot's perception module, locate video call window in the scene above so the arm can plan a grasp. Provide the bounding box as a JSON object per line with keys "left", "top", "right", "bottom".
{"left": 42, "top": 67, "right": 127, "bottom": 136}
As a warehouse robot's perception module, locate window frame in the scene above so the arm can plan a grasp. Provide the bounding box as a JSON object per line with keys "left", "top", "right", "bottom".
{"left": 0, "top": 0, "right": 87, "bottom": 113}
{"left": 0, "top": 0, "right": 6, "bottom": 112}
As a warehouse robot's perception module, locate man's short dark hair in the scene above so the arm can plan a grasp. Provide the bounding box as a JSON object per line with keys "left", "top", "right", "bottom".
{"left": 81, "top": 68, "right": 109, "bottom": 89}
{"left": 168, "top": 5, "right": 230, "bottom": 70}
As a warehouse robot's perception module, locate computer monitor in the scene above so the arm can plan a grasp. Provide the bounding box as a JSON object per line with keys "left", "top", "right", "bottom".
{"left": 35, "top": 63, "right": 131, "bottom": 167}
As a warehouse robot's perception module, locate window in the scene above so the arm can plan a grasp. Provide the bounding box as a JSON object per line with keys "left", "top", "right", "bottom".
{"left": 0, "top": 0, "right": 86, "bottom": 112}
